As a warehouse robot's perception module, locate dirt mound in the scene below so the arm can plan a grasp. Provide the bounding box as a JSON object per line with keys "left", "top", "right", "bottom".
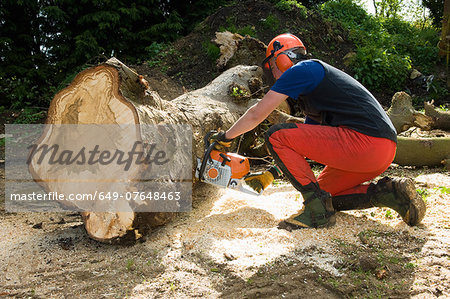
{"left": 136, "top": 0, "right": 354, "bottom": 100}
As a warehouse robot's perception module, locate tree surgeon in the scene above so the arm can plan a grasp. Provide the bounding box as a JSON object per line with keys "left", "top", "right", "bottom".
{"left": 209, "top": 33, "right": 426, "bottom": 229}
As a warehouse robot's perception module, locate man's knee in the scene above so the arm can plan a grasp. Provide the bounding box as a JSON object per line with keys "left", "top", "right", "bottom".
{"left": 265, "top": 123, "right": 298, "bottom": 145}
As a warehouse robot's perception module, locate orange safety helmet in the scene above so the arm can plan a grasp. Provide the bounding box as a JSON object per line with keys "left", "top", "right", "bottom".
{"left": 262, "top": 33, "right": 307, "bottom": 73}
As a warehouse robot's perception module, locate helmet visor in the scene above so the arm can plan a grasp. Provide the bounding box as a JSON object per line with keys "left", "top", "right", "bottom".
{"left": 280, "top": 47, "right": 306, "bottom": 65}
{"left": 269, "top": 57, "right": 283, "bottom": 80}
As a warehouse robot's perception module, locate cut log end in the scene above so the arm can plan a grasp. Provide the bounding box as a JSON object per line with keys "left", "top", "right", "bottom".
{"left": 81, "top": 211, "right": 135, "bottom": 242}
{"left": 48, "top": 65, "right": 138, "bottom": 125}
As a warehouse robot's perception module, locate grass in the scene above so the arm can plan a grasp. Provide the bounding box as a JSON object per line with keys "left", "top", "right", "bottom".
{"left": 385, "top": 209, "right": 393, "bottom": 219}
{"left": 437, "top": 186, "right": 450, "bottom": 194}
{"left": 126, "top": 259, "right": 135, "bottom": 271}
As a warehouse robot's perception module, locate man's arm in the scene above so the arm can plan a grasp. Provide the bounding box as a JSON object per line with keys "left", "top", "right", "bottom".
{"left": 225, "top": 90, "right": 288, "bottom": 139}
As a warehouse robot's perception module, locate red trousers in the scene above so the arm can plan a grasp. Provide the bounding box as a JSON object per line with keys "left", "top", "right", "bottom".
{"left": 266, "top": 123, "right": 396, "bottom": 196}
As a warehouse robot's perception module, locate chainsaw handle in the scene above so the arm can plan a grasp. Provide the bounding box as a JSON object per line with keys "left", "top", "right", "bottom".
{"left": 198, "top": 141, "right": 217, "bottom": 181}
{"left": 203, "top": 130, "right": 217, "bottom": 149}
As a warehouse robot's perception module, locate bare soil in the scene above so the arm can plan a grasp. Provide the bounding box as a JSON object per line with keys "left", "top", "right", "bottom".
{"left": 1, "top": 164, "right": 449, "bottom": 298}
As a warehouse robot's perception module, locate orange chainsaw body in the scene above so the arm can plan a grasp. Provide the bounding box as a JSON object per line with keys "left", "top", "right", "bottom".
{"left": 209, "top": 150, "right": 250, "bottom": 179}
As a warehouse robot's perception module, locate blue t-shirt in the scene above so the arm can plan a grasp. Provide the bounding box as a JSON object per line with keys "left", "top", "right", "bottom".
{"left": 271, "top": 60, "right": 324, "bottom": 124}
{"left": 269, "top": 59, "right": 397, "bottom": 142}
{"left": 271, "top": 60, "right": 325, "bottom": 99}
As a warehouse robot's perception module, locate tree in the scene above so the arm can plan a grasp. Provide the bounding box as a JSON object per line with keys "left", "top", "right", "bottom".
{"left": 422, "top": 0, "right": 445, "bottom": 27}
{"left": 438, "top": 0, "right": 449, "bottom": 57}
{"left": 0, "top": 0, "right": 50, "bottom": 107}
{"left": 1, "top": 0, "right": 231, "bottom": 108}
{"left": 372, "top": 0, "right": 402, "bottom": 18}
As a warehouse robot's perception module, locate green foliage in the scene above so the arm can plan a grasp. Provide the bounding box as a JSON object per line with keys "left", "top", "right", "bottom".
{"left": 384, "top": 209, "right": 393, "bottom": 219}
{"left": 321, "top": 0, "right": 439, "bottom": 91}
{"left": 351, "top": 47, "right": 411, "bottom": 90}
{"left": 275, "top": 0, "right": 308, "bottom": 17}
{"left": 262, "top": 14, "right": 280, "bottom": 31}
{"left": 275, "top": 0, "right": 305, "bottom": 11}
{"left": 146, "top": 42, "right": 169, "bottom": 67}
{"left": 230, "top": 86, "right": 250, "bottom": 98}
{"left": 219, "top": 17, "right": 257, "bottom": 37}
{"left": 416, "top": 188, "right": 430, "bottom": 199}
{"left": 421, "top": 0, "right": 444, "bottom": 27}
{"left": 373, "top": 0, "right": 402, "bottom": 18}
{"left": 381, "top": 18, "right": 439, "bottom": 73}
{"left": 437, "top": 186, "right": 450, "bottom": 194}
{"left": 238, "top": 25, "right": 257, "bottom": 37}
{"left": 404, "top": 261, "right": 416, "bottom": 269}
{"left": 13, "top": 107, "right": 46, "bottom": 124}
{"left": 146, "top": 43, "right": 179, "bottom": 72}
{"left": 203, "top": 41, "right": 221, "bottom": 62}
{"left": 126, "top": 259, "right": 134, "bottom": 271}
{"left": 0, "top": 0, "right": 231, "bottom": 110}
{"left": 427, "top": 80, "right": 450, "bottom": 100}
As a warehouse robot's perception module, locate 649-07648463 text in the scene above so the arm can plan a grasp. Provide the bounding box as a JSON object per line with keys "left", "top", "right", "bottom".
{"left": 9, "top": 191, "right": 182, "bottom": 202}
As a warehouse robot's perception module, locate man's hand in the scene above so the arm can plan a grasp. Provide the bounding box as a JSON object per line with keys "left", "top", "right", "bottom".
{"left": 244, "top": 170, "right": 275, "bottom": 193}
{"left": 208, "top": 131, "right": 233, "bottom": 151}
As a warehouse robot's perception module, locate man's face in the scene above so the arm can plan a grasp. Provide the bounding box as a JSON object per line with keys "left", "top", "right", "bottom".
{"left": 269, "top": 57, "right": 283, "bottom": 80}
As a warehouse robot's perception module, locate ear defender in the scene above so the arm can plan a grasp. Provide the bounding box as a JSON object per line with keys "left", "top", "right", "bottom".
{"left": 275, "top": 53, "right": 294, "bottom": 73}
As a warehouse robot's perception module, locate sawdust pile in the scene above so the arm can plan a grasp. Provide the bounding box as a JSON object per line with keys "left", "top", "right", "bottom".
{"left": 133, "top": 171, "right": 447, "bottom": 284}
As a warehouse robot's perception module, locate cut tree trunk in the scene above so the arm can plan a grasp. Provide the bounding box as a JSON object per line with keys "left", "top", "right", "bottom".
{"left": 30, "top": 58, "right": 265, "bottom": 243}
{"left": 394, "top": 136, "right": 450, "bottom": 167}
{"left": 386, "top": 91, "right": 433, "bottom": 133}
{"left": 424, "top": 101, "right": 450, "bottom": 131}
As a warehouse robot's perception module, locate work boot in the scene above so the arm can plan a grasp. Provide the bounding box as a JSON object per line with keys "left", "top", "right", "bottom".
{"left": 368, "top": 177, "right": 426, "bottom": 226}
{"left": 279, "top": 189, "right": 336, "bottom": 229}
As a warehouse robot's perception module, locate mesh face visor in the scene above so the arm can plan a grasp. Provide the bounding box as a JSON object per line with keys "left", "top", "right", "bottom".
{"left": 262, "top": 61, "right": 276, "bottom": 87}
{"left": 281, "top": 47, "right": 307, "bottom": 65}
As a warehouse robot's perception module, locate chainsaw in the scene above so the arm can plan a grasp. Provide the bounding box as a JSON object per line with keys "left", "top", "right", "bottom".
{"left": 195, "top": 131, "right": 262, "bottom": 196}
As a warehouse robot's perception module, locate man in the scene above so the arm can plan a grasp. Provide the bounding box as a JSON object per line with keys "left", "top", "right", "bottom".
{"left": 210, "top": 33, "right": 426, "bottom": 229}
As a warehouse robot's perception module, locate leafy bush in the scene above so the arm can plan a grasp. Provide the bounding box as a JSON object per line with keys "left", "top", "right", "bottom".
{"left": 321, "top": 0, "right": 439, "bottom": 91}
{"left": 351, "top": 47, "right": 411, "bottom": 90}
{"left": 275, "top": 0, "right": 307, "bottom": 17}
{"left": 262, "top": 14, "right": 280, "bottom": 31}
{"left": 13, "top": 107, "right": 47, "bottom": 124}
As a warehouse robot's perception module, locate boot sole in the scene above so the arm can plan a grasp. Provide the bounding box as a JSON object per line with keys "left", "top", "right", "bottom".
{"left": 278, "top": 213, "right": 336, "bottom": 230}
{"left": 396, "top": 178, "right": 427, "bottom": 226}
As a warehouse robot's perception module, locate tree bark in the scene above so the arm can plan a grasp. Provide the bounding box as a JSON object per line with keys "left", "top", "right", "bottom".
{"left": 394, "top": 136, "right": 450, "bottom": 167}
{"left": 424, "top": 101, "right": 450, "bottom": 130}
{"left": 439, "top": 0, "right": 449, "bottom": 57}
